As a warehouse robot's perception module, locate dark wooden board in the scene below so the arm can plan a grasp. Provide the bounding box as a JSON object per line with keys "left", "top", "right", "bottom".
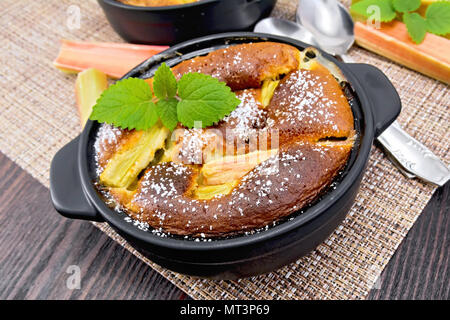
{"left": 0, "top": 152, "right": 447, "bottom": 300}
{"left": 0, "top": 152, "right": 187, "bottom": 300}
{"left": 368, "top": 180, "right": 449, "bottom": 300}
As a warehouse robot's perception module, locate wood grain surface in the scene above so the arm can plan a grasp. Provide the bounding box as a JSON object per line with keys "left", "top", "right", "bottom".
{"left": 368, "top": 180, "right": 449, "bottom": 300}
{"left": 0, "top": 152, "right": 447, "bottom": 300}
{"left": 0, "top": 152, "right": 186, "bottom": 300}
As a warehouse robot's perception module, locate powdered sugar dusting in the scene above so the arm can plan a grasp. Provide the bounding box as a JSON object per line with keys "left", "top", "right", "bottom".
{"left": 94, "top": 124, "right": 124, "bottom": 175}
{"left": 176, "top": 128, "right": 221, "bottom": 164}
{"left": 222, "top": 90, "right": 266, "bottom": 140}
{"left": 268, "top": 70, "right": 341, "bottom": 134}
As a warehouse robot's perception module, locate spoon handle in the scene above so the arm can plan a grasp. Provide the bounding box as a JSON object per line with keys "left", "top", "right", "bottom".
{"left": 377, "top": 121, "right": 450, "bottom": 186}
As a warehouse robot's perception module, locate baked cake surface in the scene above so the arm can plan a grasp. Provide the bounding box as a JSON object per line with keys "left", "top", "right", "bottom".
{"left": 94, "top": 42, "right": 355, "bottom": 238}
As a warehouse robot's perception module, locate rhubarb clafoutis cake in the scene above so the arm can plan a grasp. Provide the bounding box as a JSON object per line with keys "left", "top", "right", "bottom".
{"left": 94, "top": 42, "right": 355, "bottom": 238}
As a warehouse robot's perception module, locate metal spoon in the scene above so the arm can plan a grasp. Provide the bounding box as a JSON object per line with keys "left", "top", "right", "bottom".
{"left": 296, "top": 0, "right": 354, "bottom": 59}
{"left": 254, "top": 17, "right": 320, "bottom": 48}
{"left": 254, "top": 1, "right": 450, "bottom": 186}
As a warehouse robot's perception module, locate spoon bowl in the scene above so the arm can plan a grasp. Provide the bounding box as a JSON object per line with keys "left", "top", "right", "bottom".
{"left": 254, "top": 17, "right": 319, "bottom": 48}
{"left": 296, "top": 0, "right": 354, "bottom": 56}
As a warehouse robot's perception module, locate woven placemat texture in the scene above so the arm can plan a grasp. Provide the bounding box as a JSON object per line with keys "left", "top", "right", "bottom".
{"left": 0, "top": 0, "right": 448, "bottom": 299}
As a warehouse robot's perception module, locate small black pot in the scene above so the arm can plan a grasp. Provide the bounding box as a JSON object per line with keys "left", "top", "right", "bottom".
{"left": 50, "top": 33, "right": 401, "bottom": 280}
{"left": 97, "top": 0, "right": 277, "bottom": 45}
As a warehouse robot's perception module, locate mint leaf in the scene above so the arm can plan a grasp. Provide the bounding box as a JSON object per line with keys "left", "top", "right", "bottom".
{"left": 90, "top": 77, "right": 158, "bottom": 131}
{"left": 153, "top": 62, "right": 177, "bottom": 100}
{"left": 156, "top": 98, "right": 178, "bottom": 131}
{"left": 90, "top": 64, "right": 241, "bottom": 131}
{"left": 393, "top": 0, "right": 420, "bottom": 13}
{"left": 350, "top": 0, "right": 396, "bottom": 22}
{"left": 177, "top": 73, "right": 241, "bottom": 128}
{"left": 404, "top": 12, "right": 427, "bottom": 44}
{"left": 426, "top": 2, "right": 450, "bottom": 36}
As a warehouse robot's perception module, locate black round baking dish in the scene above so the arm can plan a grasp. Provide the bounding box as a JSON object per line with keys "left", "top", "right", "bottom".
{"left": 50, "top": 32, "right": 401, "bottom": 280}
{"left": 97, "top": 0, "right": 277, "bottom": 45}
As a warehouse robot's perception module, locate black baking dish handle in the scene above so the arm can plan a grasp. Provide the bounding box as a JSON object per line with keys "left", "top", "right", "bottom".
{"left": 345, "top": 63, "right": 402, "bottom": 137}
{"left": 50, "top": 136, "right": 104, "bottom": 222}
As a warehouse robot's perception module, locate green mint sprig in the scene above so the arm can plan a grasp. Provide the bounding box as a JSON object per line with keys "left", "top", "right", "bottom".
{"left": 351, "top": 0, "right": 397, "bottom": 22}
{"left": 403, "top": 12, "right": 427, "bottom": 43}
{"left": 89, "top": 63, "right": 241, "bottom": 131}
{"left": 393, "top": 0, "right": 421, "bottom": 13}
{"left": 425, "top": 2, "right": 450, "bottom": 36}
{"left": 350, "top": 0, "right": 450, "bottom": 44}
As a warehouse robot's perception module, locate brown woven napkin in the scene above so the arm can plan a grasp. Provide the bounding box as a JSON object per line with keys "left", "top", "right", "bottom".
{"left": 0, "top": 0, "right": 448, "bottom": 299}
